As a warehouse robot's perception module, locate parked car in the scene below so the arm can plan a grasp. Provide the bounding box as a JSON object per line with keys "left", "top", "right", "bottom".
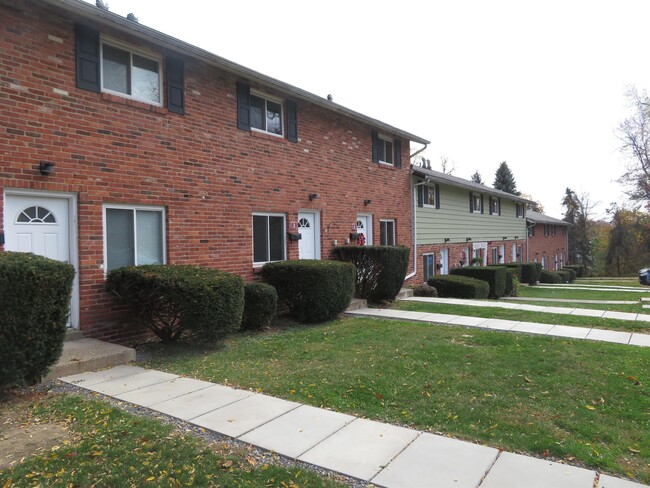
{"left": 640, "top": 268, "right": 650, "bottom": 285}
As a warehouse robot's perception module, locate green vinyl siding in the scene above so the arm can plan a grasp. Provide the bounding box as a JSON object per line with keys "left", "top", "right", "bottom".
{"left": 415, "top": 180, "right": 527, "bottom": 245}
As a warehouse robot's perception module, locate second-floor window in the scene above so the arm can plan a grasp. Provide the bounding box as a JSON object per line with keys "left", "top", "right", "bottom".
{"left": 489, "top": 197, "right": 500, "bottom": 215}
{"left": 250, "top": 93, "right": 283, "bottom": 135}
{"left": 516, "top": 203, "right": 524, "bottom": 218}
{"left": 101, "top": 42, "right": 162, "bottom": 104}
{"left": 377, "top": 136, "right": 394, "bottom": 165}
{"left": 470, "top": 192, "right": 483, "bottom": 213}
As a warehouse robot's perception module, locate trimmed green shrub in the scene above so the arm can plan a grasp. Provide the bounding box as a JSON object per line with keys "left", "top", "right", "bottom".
{"left": 334, "top": 246, "right": 410, "bottom": 302}
{"left": 505, "top": 263, "right": 523, "bottom": 276}
{"left": 106, "top": 265, "right": 244, "bottom": 342}
{"left": 564, "top": 264, "right": 585, "bottom": 278}
{"left": 505, "top": 268, "right": 515, "bottom": 296}
{"left": 519, "top": 262, "right": 542, "bottom": 285}
{"left": 556, "top": 270, "right": 571, "bottom": 283}
{"left": 450, "top": 266, "right": 506, "bottom": 299}
{"left": 427, "top": 275, "right": 490, "bottom": 299}
{"left": 0, "top": 252, "right": 75, "bottom": 388}
{"left": 413, "top": 283, "right": 438, "bottom": 297}
{"left": 562, "top": 267, "right": 576, "bottom": 283}
{"left": 540, "top": 270, "right": 562, "bottom": 283}
{"left": 242, "top": 283, "right": 277, "bottom": 330}
{"left": 262, "top": 260, "right": 355, "bottom": 322}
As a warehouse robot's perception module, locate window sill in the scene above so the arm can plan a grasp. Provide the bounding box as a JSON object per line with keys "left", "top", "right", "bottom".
{"left": 249, "top": 129, "right": 289, "bottom": 143}
{"left": 377, "top": 161, "right": 396, "bottom": 168}
{"left": 101, "top": 92, "right": 167, "bottom": 114}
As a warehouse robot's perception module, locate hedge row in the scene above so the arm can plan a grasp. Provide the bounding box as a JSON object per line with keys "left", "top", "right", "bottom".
{"left": 262, "top": 260, "right": 355, "bottom": 322}
{"left": 334, "top": 246, "right": 410, "bottom": 302}
{"left": 564, "top": 264, "right": 585, "bottom": 278}
{"left": 106, "top": 265, "right": 244, "bottom": 342}
{"left": 1, "top": 252, "right": 75, "bottom": 389}
{"left": 539, "top": 270, "right": 562, "bottom": 283}
{"left": 427, "top": 275, "right": 490, "bottom": 299}
{"left": 451, "top": 266, "right": 506, "bottom": 298}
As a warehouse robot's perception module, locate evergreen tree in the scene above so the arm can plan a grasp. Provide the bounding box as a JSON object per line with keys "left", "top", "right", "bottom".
{"left": 470, "top": 171, "right": 483, "bottom": 184}
{"left": 493, "top": 161, "right": 519, "bottom": 195}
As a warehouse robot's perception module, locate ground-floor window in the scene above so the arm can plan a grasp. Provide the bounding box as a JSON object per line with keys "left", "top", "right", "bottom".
{"left": 423, "top": 253, "right": 435, "bottom": 281}
{"left": 104, "top": 205, "right": 165, "bottom": 271}
{"left": 491, "top": 247, "right": 498, "bottom": 266}
{"left": 253, "top": 213, "right": 286, "bottom": 264}
{"left": 380, "top": 219, "right": 395, "bottom": 246}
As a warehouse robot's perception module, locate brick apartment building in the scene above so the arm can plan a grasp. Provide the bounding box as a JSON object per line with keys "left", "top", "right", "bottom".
{"left": 0, "top": 0, "right": 428, "bottom": 343}
{"left": 526, "top": 210, "right": 571, "bottom": 270}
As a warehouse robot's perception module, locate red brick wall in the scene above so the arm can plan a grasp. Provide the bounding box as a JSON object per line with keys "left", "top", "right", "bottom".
{"left": 527, "top": 224, "right": 570, "bottom": 270}
{"left": 0, "top": 1, "right": 414, "bottom": 343}
{"left": 414, "top": 240, "right": 527, "bottom": 283}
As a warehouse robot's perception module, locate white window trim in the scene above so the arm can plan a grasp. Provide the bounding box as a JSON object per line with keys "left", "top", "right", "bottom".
{"left": 252, "top": 212, "right": 286, "bottom": 266}
{"left": 102, "top": 203, "right": 166, "bottom": 272}
{"left": 423, "top": 252, "right": 435, "bottom": 280}
{"left": 99, "top": 35, "right": 163, "bottom": 106}
{"left": 250, "top": 90, "right": 284, "bottom": 137}
{"left": 380, "top": 218, "right": 396, "bottom": 245}
{"left": 423, "top": 185, "right": 437, "bottom": 208}
{"left": 378, "top": 133, "right": 394, "bottom": 166}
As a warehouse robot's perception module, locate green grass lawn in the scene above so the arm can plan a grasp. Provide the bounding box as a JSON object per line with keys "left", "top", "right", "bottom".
{"left": 141, "top": 318, "right": 650, "bottom": 483}
{"left": 518, "top": 286, "right": 649, "bottom": 302}
{"left": 0, "top": 393, "right": 344, "bottom": 487}
{"left": 393, "top": 300, "right": 650, "bottom": 334}
{"left": 503, "top": 300, "right": 644, "bottom": 313}
{"left": 576, "top": 278, "right": 642, "bottom": 287}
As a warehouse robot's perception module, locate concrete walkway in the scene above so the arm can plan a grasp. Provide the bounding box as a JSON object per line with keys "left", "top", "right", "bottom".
{"left": 535, "top": 284, "right": 650, "bottom": 293}
{"left": 401, "top": 297, "right": 650, "bottom": 323}
{"left": 501, "top": 297, "right": 639, "bottom": 305}
{"left": 59, "top": 366, "right": 648, "bottom": 488}
{"left": 347, "top": 308, "right": 650, "bottom": 347}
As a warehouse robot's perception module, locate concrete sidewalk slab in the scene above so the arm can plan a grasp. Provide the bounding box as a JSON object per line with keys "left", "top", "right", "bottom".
{"left": 479, "top": 318, "right": 518, "bottom": 331}
{"left": 192, "top": 394, "right": 299, "bottom": 438}
{"left": 371, "top": 433, "right": 498, "bottom": 488}
{"left": 480, "top": 452, "right": 596, "bottom": 488}
{"left": 515, "top": 304, "right": 547, "bottom": 312}
{"left": 635, "top": 313, "right": 650, "bottom": 322}
{"left": 629, "top": 334, "right": 650, "bottom": 347}
{"left": 510, "top": 322, "right": 555, "bottom": 335}
{"left": 447, "top": 316, "right": 487, "bottom": 327}
{"left": 61, "top": 365, "right": 146, "bottom": 388}
{"left": 540, "top": 306, "right": 577, "bottom": 314}
{"left": 586, "top": 329, "right": 632, "bottom": 345}
{"left": 239, "top": 405, "right": 355, "bottom": 459}
{"left": 150, "top": 384, "right": 254, "bottom": 420}
{"left": 86, "top": 370, "right": 178, "bottom": 396}
{"left": 115, "top": 377, "right": 215, "bottom": 407}
{"left": 602, "top": 311, "right": 639, "bottom": 321}
{"left": 571, "top": 309, "right": 606, "bottom": 317}
{"left": 298, "top": 418, "right": 418, "bottom": 481}
{"left": 599, "top": 474, "right": 649, "bottom": 487}
{"left": 547, "top": 325, "right": 592, "bottom": 339}
{"left": 418, "top": 313, "right": 460, "bottom": 323}
{"left": 46, "top": 338, "right": 136, "bottom": 381}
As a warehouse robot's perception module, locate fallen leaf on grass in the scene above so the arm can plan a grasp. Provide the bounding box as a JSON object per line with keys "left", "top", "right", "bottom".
{"left": 584, "top": 405, "right": 596, "bottom": 411}
{"left": 627, "top": 376, "right": 641, "bottom": 386}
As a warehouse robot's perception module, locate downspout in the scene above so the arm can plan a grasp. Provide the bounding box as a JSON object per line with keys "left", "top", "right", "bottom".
{"left": 404, "top": 143, "right": 428, "bottom": 281}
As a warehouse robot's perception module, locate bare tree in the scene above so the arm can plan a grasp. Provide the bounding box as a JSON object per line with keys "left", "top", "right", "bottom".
{"left": 440, "top": 156, "right": 455, "bottom": 175}
{"left": 618, "top": 87, "right": 650, "bottom": 202}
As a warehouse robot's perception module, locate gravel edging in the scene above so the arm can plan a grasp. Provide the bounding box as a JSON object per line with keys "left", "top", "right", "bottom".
{"left": 45, "top": 380, "right": 373, "bottom": 488}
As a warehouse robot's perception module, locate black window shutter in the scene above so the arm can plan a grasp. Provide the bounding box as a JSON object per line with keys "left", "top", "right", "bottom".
{"left": 489, "top": 197, "right": 493, "bottom": 215}
{"left": 166, "top": 57, "right": 185, "bottom": 115}
{"left": 480, "top": 195, "right": 484, "bottom": 214}
{"left": 498, "top": 198, "right": 501, "bottom": 216}
{"left": 417, "top": 185, "right": 424, "bottom": 207}
{"left": 236, "top": 82, "right": 251, "bottom": 131}
{"left": 394, "top": 138, "right": 402, "bottom": 168}
{"left": 371, "top": 130, "right": 379, "bottom": 163}
{"left": 435, "top": 184, "right": 440, "bottom": 209}
{"left": 286, "top": 100, "right": 298, "bottom": 143}
{"left": 469, "top": 192, "right": 474, "bottom": 213}
{"left": 75, "top": 24, "right": 100, "bottom": 92}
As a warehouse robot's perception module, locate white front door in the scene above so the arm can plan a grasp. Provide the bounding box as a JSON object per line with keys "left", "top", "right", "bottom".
{"left": 298, "top": 211, "right": 319, "bottom": 260}
{"left": 440, "top": 248, "right": 449, "bottom": 275}
{"left": 499, "top": 244, "right": 505, "bottom": 264}
{"left": 5, "top": 193, "right": 78, "bottom": 328}
{"left": 356, "top": 214, "right": 372, "bottom": 245}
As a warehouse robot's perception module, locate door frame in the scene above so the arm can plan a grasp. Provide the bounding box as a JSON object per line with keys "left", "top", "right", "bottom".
{"left": 356, "top": 213, "right": 373, "bottom": 245}
{"left": 4, "top": 189, "right": 79, "bottom": 329}
{"left": 297, "top": 209, "right": 320, "bottom": 260}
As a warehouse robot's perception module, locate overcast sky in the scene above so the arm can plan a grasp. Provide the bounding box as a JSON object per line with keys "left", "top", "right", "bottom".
{"left": 83, "top": 0, "right": 650, "bottom": 219}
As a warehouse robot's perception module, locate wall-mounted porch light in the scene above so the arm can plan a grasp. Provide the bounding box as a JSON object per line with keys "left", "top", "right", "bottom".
{"left": 364, "top": 199, "right": 372, "bottom": 206}
{"left": 308, "top": 193, "right": 319, "bottom": 201}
